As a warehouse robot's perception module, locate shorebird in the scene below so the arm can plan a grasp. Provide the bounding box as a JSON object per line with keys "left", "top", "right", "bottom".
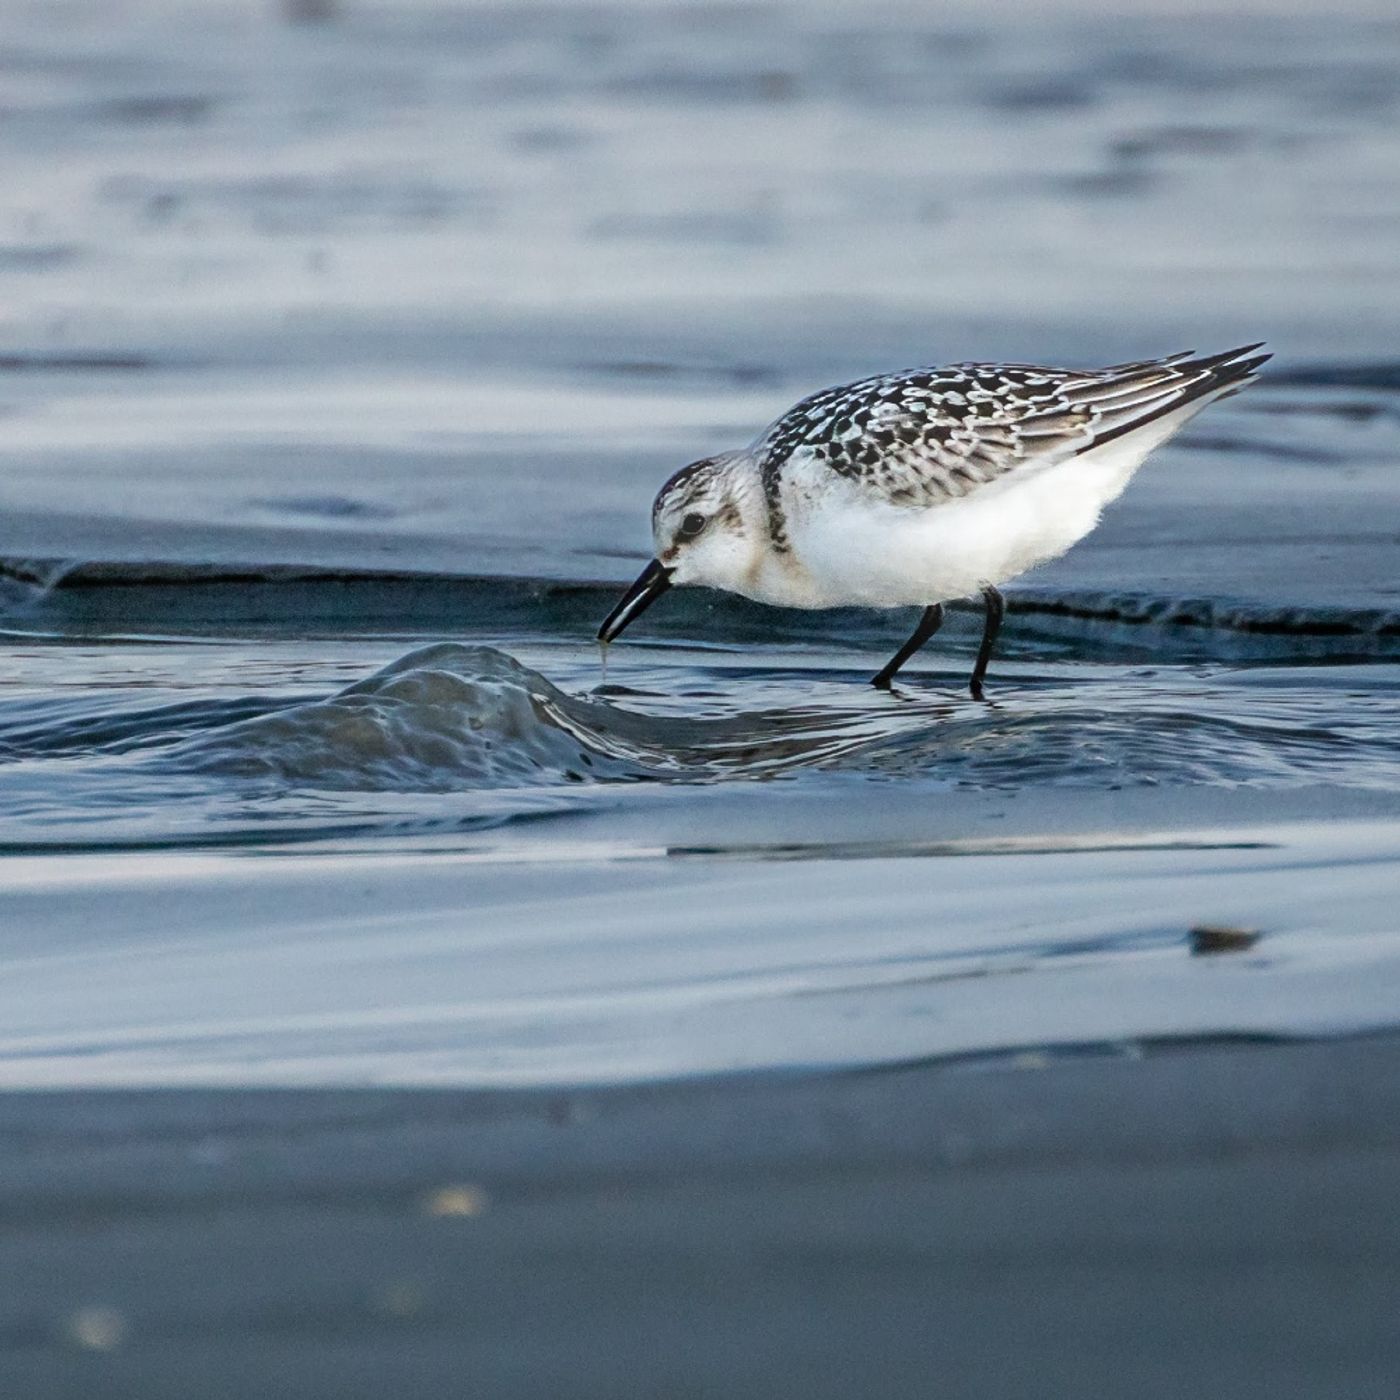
{"left": 598, "top": 344, "right": 1269, "bottom": 697}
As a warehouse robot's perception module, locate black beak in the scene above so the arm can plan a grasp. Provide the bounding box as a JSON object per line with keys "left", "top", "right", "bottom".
{"left": 597, "top": 559, "right": 673, "bottom": 643}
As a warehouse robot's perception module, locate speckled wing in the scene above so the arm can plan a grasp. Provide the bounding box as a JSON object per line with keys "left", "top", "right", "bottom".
{"left": 755, "top": 345, "right": 1269, "bottom": 542}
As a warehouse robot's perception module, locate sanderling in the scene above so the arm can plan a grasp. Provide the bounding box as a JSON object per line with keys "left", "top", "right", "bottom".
{"left": 599, "top": 344, "right": 1270, "bottom": 697}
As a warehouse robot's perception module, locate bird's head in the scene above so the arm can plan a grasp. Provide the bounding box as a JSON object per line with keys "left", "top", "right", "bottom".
{"left": 597, "top": 452, "right": 763, "bottom": 643}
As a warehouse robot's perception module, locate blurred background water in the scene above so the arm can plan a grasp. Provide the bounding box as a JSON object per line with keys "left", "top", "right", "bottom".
{"left": 1, "top": 0, "right": 1398, "bottom": 1088}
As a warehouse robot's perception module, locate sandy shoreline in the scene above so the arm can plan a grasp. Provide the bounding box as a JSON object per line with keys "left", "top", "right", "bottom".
{"left": 6, "top": 1032, "right": 1400, "bottom": 1397}
{"left": 3, "top": 797, "right": 1398, "bottom": 1088}
{"left": 3, "top": 3, "right": 1399, "bottom": 1392}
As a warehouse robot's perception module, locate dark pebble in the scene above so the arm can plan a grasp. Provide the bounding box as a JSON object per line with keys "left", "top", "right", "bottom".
{"left": 1189, "top": 924, "right": 1262, "bottom": 955}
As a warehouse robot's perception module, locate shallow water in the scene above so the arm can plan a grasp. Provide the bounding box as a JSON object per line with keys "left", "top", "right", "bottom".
{"left": 2, "top": 638, "right": 1399, "bottom": 849}
{"left": 1, "top": 0, "right": 1399, "bottom": 1088}
{"left": 2, "top": 624, "right": 1398, "bottom": 1087}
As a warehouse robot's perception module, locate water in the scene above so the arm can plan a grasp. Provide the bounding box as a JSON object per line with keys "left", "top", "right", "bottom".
{"left": 1, "top": 0, "right": 1399, "bottom": 1088}
{"left": 2, "top": 638, "right": 1399, "bottom": 846}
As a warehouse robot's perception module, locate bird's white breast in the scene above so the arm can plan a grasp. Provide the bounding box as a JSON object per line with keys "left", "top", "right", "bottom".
{"left": 761, "top": 424, "right": 1175, "bottom": 610}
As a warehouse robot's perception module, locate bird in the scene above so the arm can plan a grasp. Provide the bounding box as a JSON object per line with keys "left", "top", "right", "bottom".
{"left": 597, "top": 344, "right": 1270, "bottom": 698}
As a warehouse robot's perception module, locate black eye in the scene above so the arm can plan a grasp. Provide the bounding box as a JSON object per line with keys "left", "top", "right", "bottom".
{"left": 678, "top": 511, "right": 707, "bottom": 539}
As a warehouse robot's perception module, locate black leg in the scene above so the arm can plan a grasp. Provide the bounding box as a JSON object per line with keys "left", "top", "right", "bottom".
{"left": 969, "top": 585, "right": 1005, "bottom": 701}
{"left": 871, "top": 604, "right": 944, "bottom": 689}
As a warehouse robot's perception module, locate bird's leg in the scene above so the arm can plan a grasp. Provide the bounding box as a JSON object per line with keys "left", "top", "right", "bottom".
{"left": 969, "top": 585, "right": 1005, "bottom": 701}
{"left": 871, "top": 604, "right": 944, "bottom": 689}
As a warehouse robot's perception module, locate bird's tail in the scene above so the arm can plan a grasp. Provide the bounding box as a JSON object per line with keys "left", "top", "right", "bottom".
{"left": 1076, "top": 342, "right": 1271, "bottom": 451}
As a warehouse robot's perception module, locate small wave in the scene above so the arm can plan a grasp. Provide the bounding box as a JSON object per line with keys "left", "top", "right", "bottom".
{"left": 173, "top": 644, "right": 931, "bottom": 790}
{"left": 131, "top": 645, "right": 1400, "bottom": 797}
{"left": 2, "top": 644, "right": 1398, "bottom": 857}
{"left": 1012, "top": 588, "right": 1400, "bottom": 638}
{"left": 178, "top": 645, "right": 650, "bottom": 789}
{"left": 2, "top": 561, "right": 1396, "bottom": 652}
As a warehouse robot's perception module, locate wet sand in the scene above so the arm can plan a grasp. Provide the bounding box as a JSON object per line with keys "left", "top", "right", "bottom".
{"left": 7, "top": 1033, "right": 1400, "bottom": 1398}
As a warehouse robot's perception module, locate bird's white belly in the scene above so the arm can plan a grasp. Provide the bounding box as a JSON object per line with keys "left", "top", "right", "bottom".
{"left": 781, "top": 450, "right": 1137, "bottom": 609}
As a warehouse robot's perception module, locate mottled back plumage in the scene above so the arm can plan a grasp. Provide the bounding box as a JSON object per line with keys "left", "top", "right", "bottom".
{"left": 754, "top": 345, "right": 1269, "bottom": 549}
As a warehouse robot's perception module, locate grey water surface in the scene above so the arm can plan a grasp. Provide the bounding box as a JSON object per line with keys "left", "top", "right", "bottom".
{"left": 1, "top": 0, "right": 1399, "bottom": 1090}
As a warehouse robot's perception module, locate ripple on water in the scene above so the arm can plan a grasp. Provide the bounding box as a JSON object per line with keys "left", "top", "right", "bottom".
{"left": 0, "top": 643, "right": 1397, "bottom": 850}
{"left": 118, "top": 641, "right": 1400, "bottom": 793}
{"left": 168, "top": 644, "right": 1400, "bottom": 791}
